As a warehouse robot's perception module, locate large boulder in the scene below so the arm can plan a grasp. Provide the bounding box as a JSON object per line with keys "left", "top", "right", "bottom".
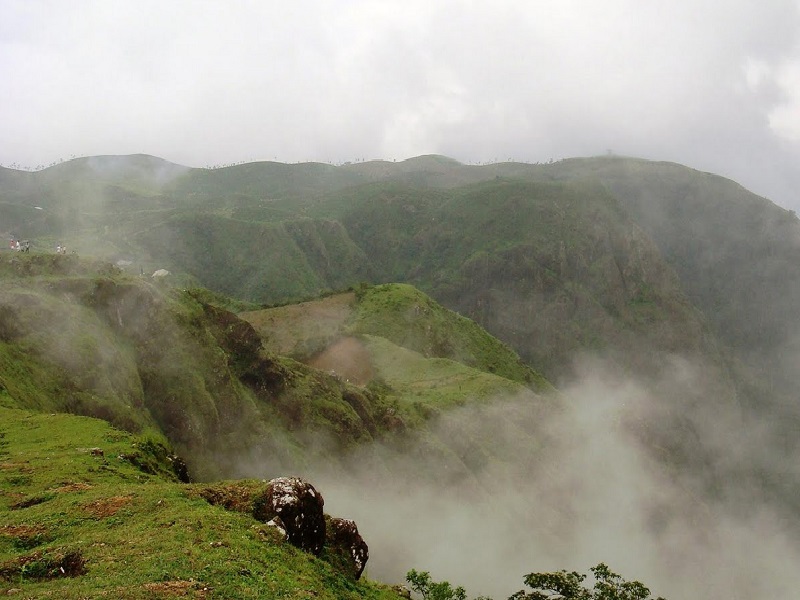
{"left": 326, "top": 517, "right": 369, "bottom": 580}
{"left": 252, "top": 477, "right": 326, "bottom": 555}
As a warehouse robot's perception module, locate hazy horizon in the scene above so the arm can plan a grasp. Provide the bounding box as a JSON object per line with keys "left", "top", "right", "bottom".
{"left": 3, "top": 1, "right": 800, "bottom": 210}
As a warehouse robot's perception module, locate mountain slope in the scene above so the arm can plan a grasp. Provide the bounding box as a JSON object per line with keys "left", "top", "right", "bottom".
{"left": 0, "top": 254, "right": 553, "bottom": 484}
{"left": 0, "top": 407, "right": 405, "bottom": 599}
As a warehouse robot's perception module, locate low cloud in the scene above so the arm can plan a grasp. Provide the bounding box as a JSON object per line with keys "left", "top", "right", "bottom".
{"left": 292, "top": 356, "right": 800, "bottom": 599}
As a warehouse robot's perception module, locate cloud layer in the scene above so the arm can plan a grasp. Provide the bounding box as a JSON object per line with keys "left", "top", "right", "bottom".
{"left": 3, "top": 1, "right": 800, "bottom": 208}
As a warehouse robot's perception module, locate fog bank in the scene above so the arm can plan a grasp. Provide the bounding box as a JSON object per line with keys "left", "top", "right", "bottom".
{"left": 297, "top": 357, "right": 800, "bottom": 599}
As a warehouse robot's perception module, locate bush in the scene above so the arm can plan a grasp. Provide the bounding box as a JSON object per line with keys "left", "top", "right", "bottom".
{"left": 510, "top": 563, "right": 666, "bottom": 600}
{"left": 406, "top": 564, "right": 666, "bottom": 600}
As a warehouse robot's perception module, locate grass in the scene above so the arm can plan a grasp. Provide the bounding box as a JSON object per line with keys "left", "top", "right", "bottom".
{"left": 360, "top": 334, "right": 533, "bottom": 411}
{"left": 350, "top": 284, "right": 552, "bottom": 391}
{"left": 0, "top": 407, "right": 405, "bottom": 599}
{"left": 241, "top": 284, "right": 551, "bottom": 415}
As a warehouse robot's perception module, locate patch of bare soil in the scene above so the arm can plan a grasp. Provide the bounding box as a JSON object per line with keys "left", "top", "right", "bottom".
{"left": 0, "top": 524, "right": 46, "bottom": 537}
{"left": 241, "top": 292, "right": 356, "bottom": 355}
{"left": 0, "top": 524, "right": 49, "bottom": 549}
{"left": 142, "top": 580, "right": 210, "bottom": 597}
{"left": 0, "top": 549, "right": 85, "bottom": 580}
{"left": 0, "top": 461, "right": 32, "bottom": 472}
{"left": 53, "top": 482, "right": 93, "bottom": 493}
{"left": 1, "top": 491, "right": 25, "bottom": 503}
{"left": 307, "top": 336, "right": 374, "bottom": 386}
{"left": 82, "top": 495, "right": 133, "bottom": 518}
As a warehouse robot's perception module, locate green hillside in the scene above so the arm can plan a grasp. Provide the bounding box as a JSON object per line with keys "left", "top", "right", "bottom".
{"left": 0, "top": 154, "right": 755, "bottom": 466}
{"left": 0, "top": 153, "right": 769, "bottom": 403}
{"left": 0, "top": 254, "right": 552, "bottom": 482}
{"left": 0, "top": 407, "right": 405, "bottom": 599}
{"left": 4, "top": 152, "right": 800, "bottom": 596}
{"left": 0, "top": 254, "right": 560, "bottom": 596}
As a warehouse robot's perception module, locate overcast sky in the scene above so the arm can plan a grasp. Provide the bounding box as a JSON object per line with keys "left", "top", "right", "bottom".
{"left": 3, "top": 0, "right": 800, "bottom": 209}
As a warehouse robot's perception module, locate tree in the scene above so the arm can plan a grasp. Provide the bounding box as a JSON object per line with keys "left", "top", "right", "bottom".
{"left": 406, "top": 563, "right": 665, "bottom": 600}
{"left": 510, "top": 563, "right": 666, "bottom": 600}
{"left": 406, "top": 569, "right": 468, "bottom": 600}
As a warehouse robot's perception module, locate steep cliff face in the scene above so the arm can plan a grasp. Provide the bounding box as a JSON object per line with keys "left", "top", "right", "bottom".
{"left": 453, "top": 215, "right": 715, "bottom": 380}
{"left": 540, "top": 157, "right": 800, "bottom": 359}
{"left": 332, "top": 178, "right": 725, "bottom": 387}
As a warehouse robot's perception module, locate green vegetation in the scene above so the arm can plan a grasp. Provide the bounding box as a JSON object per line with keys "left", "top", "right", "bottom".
{"left": 510, "top": 564, "right": 665, "bottom": 600}
{"left": 0, "top": 154, "right": 729, "bottom": 386}
{"left": 0, "top": 253, "right": 553, "bottom": 484}
{"left": 362, "top": 334, "right": 526, "bottom": 410}
{"left": 350, "top": 283, "right": 551, "bottom": 390}
{"left": 0, "top": 407, "right": 404, "bottom": 599}
{"left": 4, "top": 152, "right": 800, "bottom": 597}
{"left": 406, "top": 569, "right": 470, "bottom": 600}
{"left": 406, "top": 565, "right": 666, "bottom": 600}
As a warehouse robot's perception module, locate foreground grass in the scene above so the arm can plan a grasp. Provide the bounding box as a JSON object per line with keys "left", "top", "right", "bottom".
{"left": 0, "top": 408, "right": 403, "bottom": 599}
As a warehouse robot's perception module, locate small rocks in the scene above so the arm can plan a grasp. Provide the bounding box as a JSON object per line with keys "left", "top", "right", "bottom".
{"left": 392, "top": 585, "right": 412, "bottom": 599}
{"left": 265, "top": 516, "right": 287, "bottom": 540}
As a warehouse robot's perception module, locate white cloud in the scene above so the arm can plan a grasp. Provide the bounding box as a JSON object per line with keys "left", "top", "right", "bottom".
{"left": 766, "top": 61, "right": 800, "bottom": 140}
{"left": 2, "top": 0, "right": 800, "bottom": 206}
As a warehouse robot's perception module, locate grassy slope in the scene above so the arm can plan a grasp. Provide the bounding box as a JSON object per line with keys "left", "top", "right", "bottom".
{"left": 240, "top": 283, "right": 556, "bottom": 484}
{"left": 361, "top": 334, "right": 529, "bottom": 410}
{"left": 241, "top": 283, "right": 552, "bottom": 395}
{"left": 0, "top": 254, "right": 553, "bottom": 487}
{"left": 0, "top": 257, "right": 556, "bottom": 597}
{"left": 0, "top": 255, "right": 381, "bottom": 480}
{"left": 350, "top": 283, "right": 551, "bottom": 391}
{"left": 0, "top": 407, "right": 404, "bottom": 599}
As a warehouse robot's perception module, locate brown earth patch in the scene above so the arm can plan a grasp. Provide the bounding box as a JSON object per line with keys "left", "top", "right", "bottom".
{"left": 191, "top": 481, "right": 262, "bottom": 513}
{"left": 240, "top": 292, "right": 356, "bottom": 355}
{"left": 0, "top": 524, "right": 49, "bottom": 550}
{"left": 142, "top": 580, "right": 209, "bottom": 597}
{"left": 1, "top": 491, "right": 25, "bottom": 502}
{"left": 53, "top": 482, "right": 93, "bottom": 493}
{"left": 307, "top": 336, "right": 374, "bottom": 386}
{"left": 83, "top": 495, "right": 133, "bottom": 518}
{"left": 0, "top": 525, "right": 46, "bottom": 537}
{"left": 0, "top": 549, "right": 85, "bottom": 580}
{"left": 0, "top": 461, "right": 32, "bottom": 472}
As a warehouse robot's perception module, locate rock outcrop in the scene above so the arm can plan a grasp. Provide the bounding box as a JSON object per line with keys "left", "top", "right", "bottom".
{"left": 326, "top": 517, "right": 369, "bottom": 580}
{"left": 252, "top": 477, "right": 326, "bottom": 555}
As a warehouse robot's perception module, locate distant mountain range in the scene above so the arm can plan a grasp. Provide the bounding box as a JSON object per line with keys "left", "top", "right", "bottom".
{"left": 3, "top": 153, "right": 800, "bottom": 597}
